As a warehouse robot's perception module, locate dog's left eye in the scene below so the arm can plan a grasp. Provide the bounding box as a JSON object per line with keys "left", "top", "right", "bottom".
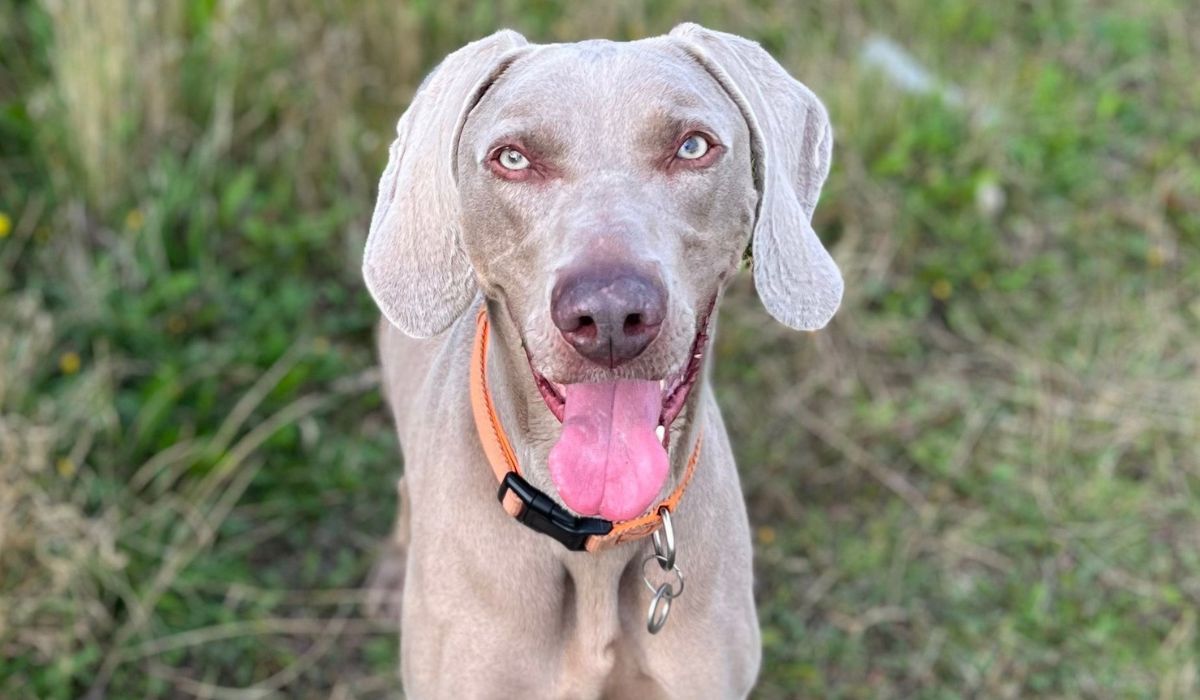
{"left": 676, "top": 134, "right": 709, "bottom": 160}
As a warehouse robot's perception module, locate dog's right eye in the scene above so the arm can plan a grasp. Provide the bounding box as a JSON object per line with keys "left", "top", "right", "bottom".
{"left": 497, "top": 148, "right": 530, "bottom": 171}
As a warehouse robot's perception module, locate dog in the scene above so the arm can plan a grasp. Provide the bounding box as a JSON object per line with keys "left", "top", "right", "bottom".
{"left": 363, "top": 23, "right": 841, "bottom": 698}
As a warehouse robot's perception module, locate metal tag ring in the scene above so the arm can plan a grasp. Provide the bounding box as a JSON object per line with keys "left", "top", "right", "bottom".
{"left": 651, "top": 506, "right": 675, "bottom": 571}
{"left": 641, "top": 554, "right": 685, "bottom": 599}
{"left": 647, "top": 583, "right": 673, "bottom": 634}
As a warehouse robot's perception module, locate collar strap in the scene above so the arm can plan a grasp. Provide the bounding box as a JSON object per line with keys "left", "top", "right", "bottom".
{"left": 469, "top": 307, "right": 701, "bottom": 553}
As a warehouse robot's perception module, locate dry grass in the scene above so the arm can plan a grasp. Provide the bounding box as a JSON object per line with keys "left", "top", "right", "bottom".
{"left": 39, "top": 0, "right": 184, "bottom": 204}
{"left": 0, "top": 292, "right": 122, "bottom": 671}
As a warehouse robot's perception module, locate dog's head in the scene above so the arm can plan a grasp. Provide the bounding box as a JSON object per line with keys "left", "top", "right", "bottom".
{"left": 364, "top": 25, "right": 840, "bottom": 520}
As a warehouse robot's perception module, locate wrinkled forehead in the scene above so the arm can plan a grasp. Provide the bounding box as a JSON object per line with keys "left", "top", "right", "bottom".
{"left": 465, "top": 39, "right": 745, "bottom": 155}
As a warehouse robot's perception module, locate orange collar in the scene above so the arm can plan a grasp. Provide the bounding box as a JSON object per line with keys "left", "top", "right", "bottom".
{"left": 469, "top": 307, "right": 701, "bottom": 553}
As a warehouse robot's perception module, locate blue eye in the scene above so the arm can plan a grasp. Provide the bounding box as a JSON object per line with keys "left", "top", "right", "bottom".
{"left": 497, "top": 147, "right": 530, "bottom": 170}
{"left": 676, "top": 134, "right": 710, "bottom": 160}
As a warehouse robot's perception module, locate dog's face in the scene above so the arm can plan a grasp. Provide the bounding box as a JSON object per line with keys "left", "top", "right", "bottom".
{"left": 364, "top": 25, "right": 842, "bottom": 520}
{"left": 456, "top": 41, "right": 754, "bottom": 389}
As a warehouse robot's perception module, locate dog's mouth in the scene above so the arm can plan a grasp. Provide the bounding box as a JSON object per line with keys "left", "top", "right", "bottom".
{"left": 527, "top": 302, "right": 714, "bottom": 522}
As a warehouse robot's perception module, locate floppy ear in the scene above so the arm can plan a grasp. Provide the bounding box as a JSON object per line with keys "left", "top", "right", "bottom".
{"left": 364, "top": 30, "right": 529, "bottom": 338}
{"left": 670, "top": 23, "right": 842, "bottom": 330}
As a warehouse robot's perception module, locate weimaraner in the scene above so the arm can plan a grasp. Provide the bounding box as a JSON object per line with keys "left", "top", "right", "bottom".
{"left": 363, "top": 23, "right": 841, "bottom": 698}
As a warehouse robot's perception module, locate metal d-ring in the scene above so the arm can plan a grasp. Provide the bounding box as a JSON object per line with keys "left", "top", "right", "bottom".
{"left": 644, "top": 506, "right": 684, "bottom": 633}
{"left": 641, "top": 554, "right": 685, "bottom": 599}
{"left": 651, "top": 506, "right": 675, "bottom": 571}
{"left": 647, "top": 583, "right": 673, "bottom": 634}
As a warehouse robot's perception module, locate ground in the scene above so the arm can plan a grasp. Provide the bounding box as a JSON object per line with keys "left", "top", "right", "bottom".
{"left": 1, "top": 1, "right": 1198, "bottom": 698}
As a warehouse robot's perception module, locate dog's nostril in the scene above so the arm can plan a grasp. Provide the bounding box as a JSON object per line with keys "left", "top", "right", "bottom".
{"left": 551, "top": 265, "right": 667, "bottom": 367}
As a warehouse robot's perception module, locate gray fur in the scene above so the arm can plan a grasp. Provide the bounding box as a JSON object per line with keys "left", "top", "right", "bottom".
{"left": 365, "top": 24, "right": 840, "bottom": 698}
{"left": 671, "top": 24, "right": 843, "bottom": 330}
{"left": 364, "top": 30, "right": 530, "bottom": 337}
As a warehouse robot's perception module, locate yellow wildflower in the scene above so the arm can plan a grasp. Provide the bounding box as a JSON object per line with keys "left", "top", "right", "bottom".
{"left": 57, "top": 458, "right": 77, "bottom": 478}
{"left": 0, "top": 212, "right": 11, "bottom": 239}
{"left": 59, "top": 351, "right": 81, "bottom": 375}
{"left": 125, "top": 208, "right": 144, "bottom": 231}
{"left": 757, "top": 526, "right": 777, "bottom": 545}
{"left": 1147, "top": 245, "right": 1166, "bottom": 268}
{"left": 931, "top": 279, "right": 953, "bottom": 301}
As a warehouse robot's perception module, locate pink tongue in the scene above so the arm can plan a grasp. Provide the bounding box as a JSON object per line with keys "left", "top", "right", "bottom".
{"left": 548, "top": 379, "right": 667, "bottom": 521}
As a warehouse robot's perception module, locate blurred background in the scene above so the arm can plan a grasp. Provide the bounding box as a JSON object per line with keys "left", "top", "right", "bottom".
{"left": 1, "top": 0, "right": 1197, "bottom": 697}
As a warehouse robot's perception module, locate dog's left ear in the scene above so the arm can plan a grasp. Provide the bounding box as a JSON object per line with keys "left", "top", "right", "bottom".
{"left": 670, "top": 23, "right": 842, "bottom": 331}
{"left": 364, "top": 30, "right": 530, "bottom": 338}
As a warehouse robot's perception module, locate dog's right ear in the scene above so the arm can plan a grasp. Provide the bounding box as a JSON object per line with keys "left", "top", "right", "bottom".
{"left": 364, "top": 30, "right": 529, "bottom": 338}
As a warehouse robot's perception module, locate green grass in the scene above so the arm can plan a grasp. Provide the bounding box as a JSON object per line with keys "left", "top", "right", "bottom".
{"left": 2, "top": 0, "right": 1198, "bottom": 697}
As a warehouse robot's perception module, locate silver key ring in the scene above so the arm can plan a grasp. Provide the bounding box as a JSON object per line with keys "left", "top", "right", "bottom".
{"left": 641, "top": 554, "right": 685, "bottom": 599}
{"left": 647, "top": 583, "right": 673, "bottom": 634}
{"left": 651, "top": 506, "right": 675, "bottom": 571}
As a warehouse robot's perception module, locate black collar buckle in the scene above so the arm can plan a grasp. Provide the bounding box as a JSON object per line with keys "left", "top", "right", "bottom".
{"left": 498, "top": 472, "right": 613, "bottom": 551}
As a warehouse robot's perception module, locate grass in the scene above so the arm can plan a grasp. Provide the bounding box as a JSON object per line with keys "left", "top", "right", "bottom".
{"left": 1, "top": 0, "right": 1198, "bottom": 697}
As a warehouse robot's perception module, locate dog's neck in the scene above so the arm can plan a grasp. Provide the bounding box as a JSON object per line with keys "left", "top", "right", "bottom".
{"left": 480, "top": 296, "right": 708, "bottom": 513}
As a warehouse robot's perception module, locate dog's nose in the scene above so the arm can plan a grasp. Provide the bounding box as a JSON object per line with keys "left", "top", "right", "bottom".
{"left": 551, "top": 266, "right": 667, "bottom": 367}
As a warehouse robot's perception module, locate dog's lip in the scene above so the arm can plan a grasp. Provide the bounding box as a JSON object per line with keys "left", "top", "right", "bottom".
{"left": 527, "top": 300, "right": 715, "bottom": 443}
{"left": 531, "top": 369, "right": 567, "bottom": 422}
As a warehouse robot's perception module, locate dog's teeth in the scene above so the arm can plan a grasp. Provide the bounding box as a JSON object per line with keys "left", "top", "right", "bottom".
{"left": 694, "top": 353, "right": 702, "bottom": 359}
{"left": 656, "top": 425, "right": 666, "bottom": 441}
{"left": 659, "top": 379, "right": 666, "bottom": 390}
